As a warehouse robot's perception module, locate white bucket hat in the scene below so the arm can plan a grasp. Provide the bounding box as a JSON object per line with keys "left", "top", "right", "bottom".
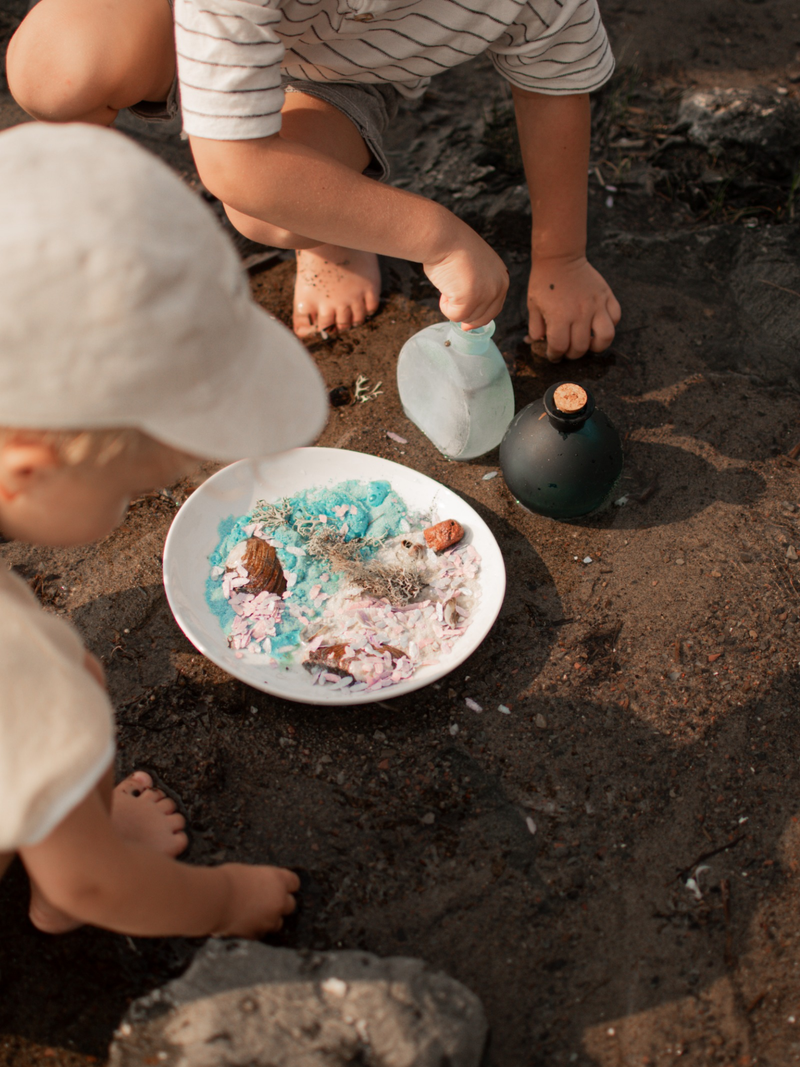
{"left": 0, "top": 122, "right": 328, "bottom": 459}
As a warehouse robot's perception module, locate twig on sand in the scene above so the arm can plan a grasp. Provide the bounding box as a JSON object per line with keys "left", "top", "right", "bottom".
{"left": 760, "top": 279, "right": 800, "bottom": 300}
{"left": 747, "top": 991, "right": 767, "bottom": 1014}
{"left": 671, "top": 835, "right": 745, "bottom": 883}
{"left": 721, "top": 878, "right": 736, "bottom": 969}
{"left": 634, "top": 476, "right": 660, "bottom": 504}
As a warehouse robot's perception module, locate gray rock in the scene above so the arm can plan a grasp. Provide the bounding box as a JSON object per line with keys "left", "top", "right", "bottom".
{"left": 678, "top": 88, "right": 800, "bottom": 175}
{"left": 108, "top": 941, "right": 488, "bottom": 1067}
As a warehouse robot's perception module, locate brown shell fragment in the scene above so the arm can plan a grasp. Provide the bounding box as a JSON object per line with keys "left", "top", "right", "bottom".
{"left": 423, "top": 519, "right": 464, "bottom": 553}
{"left": 305, "top": 642, "right": 407, "bottom": 676}
{"left": 307, "top": 643, "right": 354, "bottom": 673}
{"left": 241, "top": 537, "right": 286, "bottom": 596}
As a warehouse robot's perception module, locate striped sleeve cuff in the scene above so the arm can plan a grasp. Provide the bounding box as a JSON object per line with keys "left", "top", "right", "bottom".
{"left": 176, "top": 0, "right": 286, "bottom": 140}
{"left": 488, "top": 0, "right": 615, "bottom": 95}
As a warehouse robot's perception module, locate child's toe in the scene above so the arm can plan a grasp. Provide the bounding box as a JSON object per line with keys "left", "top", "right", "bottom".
{"left": 350, "top": 297, "right": 368, "bottom": 327}
{"left": 293, "top": 309, "right": 315, "bottom": 337}
{"left": 120, "top": 770, "right": 154, "bottom": 795}
{"left": 168, "top": 829, "right": 190, "bottom": 857}
{"left": 334, "top": 305, "right": 353, "bottom": 331}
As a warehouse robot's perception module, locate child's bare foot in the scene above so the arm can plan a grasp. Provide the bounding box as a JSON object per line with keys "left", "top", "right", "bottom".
{"left": 28, "top": 772, "right": 188, "bottom": 934}
{"left": 293, "top": 244, "right": 380, "bottom": 339}
{"left": 110, "top": 771, "right": 189, "bottom": 856}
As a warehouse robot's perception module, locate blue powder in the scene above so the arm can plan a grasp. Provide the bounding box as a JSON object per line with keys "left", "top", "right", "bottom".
{"left": 205, "top": 479, "right": 413, "bottom": 660}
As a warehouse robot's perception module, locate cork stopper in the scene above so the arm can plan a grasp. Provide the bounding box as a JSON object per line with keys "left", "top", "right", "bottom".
{"left": 553, "top": 383, "right": 587, "bottom": 414}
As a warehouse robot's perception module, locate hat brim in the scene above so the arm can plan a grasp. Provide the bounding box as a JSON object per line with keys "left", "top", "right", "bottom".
{"left": 138, "top": 302, "right": 329, "bottom": 461}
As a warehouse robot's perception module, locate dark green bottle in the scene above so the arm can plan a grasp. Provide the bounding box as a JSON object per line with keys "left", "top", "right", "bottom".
{"left": 499, "top": 382, "right": 623, "bottom": 519}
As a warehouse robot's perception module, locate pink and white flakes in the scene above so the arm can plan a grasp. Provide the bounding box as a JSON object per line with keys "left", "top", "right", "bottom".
{"left": 225, "top": 582, "right": 284, "bottom": 655}
{"left": 215, "top": 520, "right": 482, "bottom": 692}
{"left": 309, "top": 541, "right": 481, "bottom": 690}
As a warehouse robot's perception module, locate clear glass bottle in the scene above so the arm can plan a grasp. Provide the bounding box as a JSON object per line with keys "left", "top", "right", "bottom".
{"left": 396, "top": 320, "right": 515, "bottom": 460}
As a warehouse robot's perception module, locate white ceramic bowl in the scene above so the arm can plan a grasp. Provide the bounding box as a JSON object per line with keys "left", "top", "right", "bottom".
{"left": 163, "top": 448, "right": 506, "bottom": 705}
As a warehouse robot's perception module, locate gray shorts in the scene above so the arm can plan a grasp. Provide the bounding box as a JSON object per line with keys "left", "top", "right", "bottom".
{"left": 129, "top": 77, "right": 398, "bottom": 182}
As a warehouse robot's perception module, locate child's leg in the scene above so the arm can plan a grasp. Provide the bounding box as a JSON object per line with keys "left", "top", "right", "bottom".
{"left": 6, "top": 0, "right": 174, "bottom": 125}
{"left": 28, "top": 769, "right": 187, "bottom": 933}
{"left": 223, "top": 92, "right": 382, "bottom": 339}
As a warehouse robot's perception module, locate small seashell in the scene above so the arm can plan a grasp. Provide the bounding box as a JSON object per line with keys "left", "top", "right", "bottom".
{"left": 399, "top": 537, "right": 426, "bottom": 559}
{"left": 239, "top": 537, "right": 287, "bottom": 596}
{"left": 423, "top": 519, "right": 464, "bottom": 553}
{"left": 443, "top": 598, "right": 460, "bottom": 627}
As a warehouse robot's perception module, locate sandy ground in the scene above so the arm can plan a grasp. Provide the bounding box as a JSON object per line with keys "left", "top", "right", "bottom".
{"left": 1, "top": 1, "right": 800, "bottom": 1065}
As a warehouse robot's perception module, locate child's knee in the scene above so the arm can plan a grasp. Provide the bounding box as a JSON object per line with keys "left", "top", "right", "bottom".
{"left": 7, "top": 13, "right": 110, "bottom": 122}
{"left": 7, "top": 0, "right": 171, "bottom": 123}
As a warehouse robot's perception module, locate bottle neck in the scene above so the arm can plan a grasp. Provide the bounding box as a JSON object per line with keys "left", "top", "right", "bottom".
{"left": 543, "top": 382, "right": 595, "bottom": 432}
{"left": 447, "top": 320, "right": 496, "bottom": 355}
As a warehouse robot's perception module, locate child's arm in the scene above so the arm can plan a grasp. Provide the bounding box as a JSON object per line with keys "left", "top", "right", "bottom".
{"left": 19, "top": 784, "right": 298, "bottom": 938}
{"left": 511, "top": 88, "right": 621, "bottom": 361}
{"left": 190, "top": 136, "right": 508, "bottom": 329}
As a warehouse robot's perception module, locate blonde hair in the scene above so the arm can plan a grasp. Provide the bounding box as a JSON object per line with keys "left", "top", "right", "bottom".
{"left": 0, "top": 426, "right": 163, "bottom": 466}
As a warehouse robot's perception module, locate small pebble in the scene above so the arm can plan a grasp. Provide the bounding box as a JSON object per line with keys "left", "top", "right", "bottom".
{"left": 614, "top": 496, "right": 628, "bottom": 507}
{"left": 424, "top": 519, "right": 464, "bottom": 552}
{"left": 329, "top": 385, "right": 352, "bottom": 407}
{"left": 583, "top": 556, "right": 592, "bottom": 565}
{"left": 787, "top": 545, "right": 798, "bottom": 561}
{"left": 321, "top": 978, "right": 348, "bottom": 997}
{"left": 421, "top": 813, "right": 435, "bottom": 825}
{"left": 449, "top": 723, "right": 459, "bottom": 736}
{"left": 482, "top": 471, "right": 499, "bottom": 481}
{"left": 525, "top": 816, "right": 537, "bottom": 835}
{"left": 386, "top": 431, "right": 408, "bottom": 444}
{"left": 465, "top": 697, "right": 483, "bottom": 712}
{"left": 535, "top": 713, "right": 547, "bottom": 729}
{"left": 498, "top": 704, "right": 511, "bottom": 714}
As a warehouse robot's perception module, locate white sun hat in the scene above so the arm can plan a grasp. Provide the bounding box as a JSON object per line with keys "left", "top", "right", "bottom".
{"left": 0, "top": 122, "right": 328, "bottom": 459}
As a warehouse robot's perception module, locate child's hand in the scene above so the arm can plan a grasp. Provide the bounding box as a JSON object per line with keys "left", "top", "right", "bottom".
{"left": 424, "top": 232, "right": 509, "bottom": 329}
{"left": 527, "top": 256, "right": 621, "bottom": 361}
{"left": 213, "top": 863, "right": 300, "bottom": 939}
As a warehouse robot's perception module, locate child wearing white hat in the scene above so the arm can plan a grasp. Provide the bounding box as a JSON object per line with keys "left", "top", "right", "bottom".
{"left": 0, "top": 122, "right": 328, "bottom": 937}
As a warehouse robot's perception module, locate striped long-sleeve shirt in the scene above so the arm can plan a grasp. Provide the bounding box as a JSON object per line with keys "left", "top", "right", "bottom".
{"left": 175, "top": 0, "right": 614, "bottom": 140}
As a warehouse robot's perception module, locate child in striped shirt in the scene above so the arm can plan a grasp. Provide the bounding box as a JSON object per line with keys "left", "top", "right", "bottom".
{"left": 8, "top": 0, "right": 621, "bottom": 360}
